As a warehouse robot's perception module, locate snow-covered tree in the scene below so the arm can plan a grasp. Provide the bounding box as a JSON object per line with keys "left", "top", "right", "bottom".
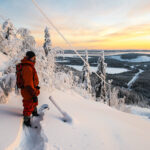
{"left": 17, "top": 28, "right": 35, "bottom": 51}
{"left": 95, "top": 51, "right": 107, "bottom": 101}
{"left": 43, "top": 27, "right": 52, "bottom": 56}
{"left": 3, "top": 19, "right": 15, "bottom": 40}
{"left": 0, "top": 20, "right": 22, "bottom": 56}
{"left": 0, "top": 30, "right": 21, "bottom": 57}
{"left": 82, "top": 51, "right": 92, "bottom": 93}
{"left": 0, "top": 73, "right": 16, "bottom": 104}
{"left": 35, "top": 46, "right": 56, "bottom": 90}
{"left": 0, "top": 38, "right": 22, "bottom": 56}
{"left": 0, "top": 24, "right": 4, "bottom": 42}
{"left": 109, "top": 87, "right": 126, "bottom": 110}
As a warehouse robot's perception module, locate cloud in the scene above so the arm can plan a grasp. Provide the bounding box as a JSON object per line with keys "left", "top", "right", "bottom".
{"left": 127, "top": 1, "right": 150, "bottom": 17}
{"left": 2, "top": 0, "right": 149, "bottom": 50}
{"left": 106, "top": 23, "right": 150, "bottom": 39}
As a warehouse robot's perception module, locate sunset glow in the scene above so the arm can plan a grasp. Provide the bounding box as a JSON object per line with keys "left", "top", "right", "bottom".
{"left": 0, "top": 0, "right": 150, "bottom": 50}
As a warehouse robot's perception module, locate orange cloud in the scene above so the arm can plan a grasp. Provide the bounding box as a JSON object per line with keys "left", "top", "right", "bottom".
{"left": 31, "top": 22, "right": 150, "bottom": 50}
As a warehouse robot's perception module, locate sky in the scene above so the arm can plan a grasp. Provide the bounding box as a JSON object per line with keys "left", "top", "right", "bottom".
{"left": 0, "top": 0, "right": 150, "bottom": 50}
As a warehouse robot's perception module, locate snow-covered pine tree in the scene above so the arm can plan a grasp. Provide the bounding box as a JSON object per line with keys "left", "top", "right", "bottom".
{"left": 95, "top": 51, "right": 107, "bottom": 101}
{"left": 3, "top": 19, "right": 15, "bottom": 40}
{"left": 0, "top": 20, "right": 21, "bottom": 56}
{"left": 0, "top": 24, "right": 4, "bottom": 42}
{"left": 43, "top": 27, "right": 52, "bottom": 56}
{"left": 82, "top": 50, "right": 92, "bottom": 93}
{"left": 0, "top": 73, "right": 16, "bottom": 104}
{"left": 17, "top": 28, "right": 35, "bottom": 51}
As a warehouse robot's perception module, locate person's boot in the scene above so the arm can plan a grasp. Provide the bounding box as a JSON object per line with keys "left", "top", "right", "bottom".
{"left": 23, "top": 116, "right": 31, "bottom": 127}
{"left": 32, "top": 107, "right": 40, "bottom": 117}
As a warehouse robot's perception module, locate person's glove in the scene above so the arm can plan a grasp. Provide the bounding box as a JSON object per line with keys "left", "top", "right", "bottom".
{"left": 36, "top": 86, "right": 40, "bottom": 90}
{"left": 33, "top": 96, "right": 38, "bottom": 103}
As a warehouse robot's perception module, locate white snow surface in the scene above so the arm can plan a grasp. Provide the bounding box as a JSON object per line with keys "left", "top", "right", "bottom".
{"left": 0, "top": 92, "right": 22, "bottom": 150}
{"left": 67, "top": 65, "right": 129, "bottom": 74}
{"left": 130, "top": 105, "right": 150, "bottom": 120}
{"left": 1, "top": 88, "right": 150, "bottom": 150}
{"left": 110, "top": 55, "right": 150, "bottom": 62}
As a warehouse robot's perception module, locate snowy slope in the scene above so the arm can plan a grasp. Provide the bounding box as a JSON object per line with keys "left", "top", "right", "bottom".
{"left": 1, "top": 88, "right": 148, "bottom": 150}
{"left": 0, "top": 92, "right": 22, "bottom": 150}
{"left": 42, "top": 89, "right": 150, "bottom": 150}
{"left": 0, "top": 51, "right": 150, "bottom": 150}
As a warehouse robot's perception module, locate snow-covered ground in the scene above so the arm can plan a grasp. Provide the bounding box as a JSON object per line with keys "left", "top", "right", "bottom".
{"left": 130, "top": 105, "right": 150, "bottom": 120}
{"left": 0, "top": 92, "right": 23, "bottom": 150}
{"left": 1, "top": 88, "right": 150, "bottom": 150}
{"left": 110, "top": 55, "right": 150, "bottom": 62}
{"left": 1, "top": 51, "right": 150, "bottom": 150}
{"left": 67, "top": 65, "right": 129, "bottom": 74}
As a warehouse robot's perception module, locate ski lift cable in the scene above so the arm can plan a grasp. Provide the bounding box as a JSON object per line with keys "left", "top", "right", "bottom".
{"left": 31, "top": 0, "right": 110, "bottom": 86}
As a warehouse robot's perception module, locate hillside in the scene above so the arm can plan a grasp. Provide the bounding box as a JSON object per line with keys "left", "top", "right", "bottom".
{"left": 1, "top": 88, "right": 150, "bottom": 150}
{"left": 0, "top": 19, "right": 150, "bottom": 150}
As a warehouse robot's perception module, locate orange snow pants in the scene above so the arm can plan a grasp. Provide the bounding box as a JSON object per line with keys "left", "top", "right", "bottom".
{"left": 21, "top": 88, "right": 38, "bottom": 117}
{"left": 22, "top": 99, "right": 38, "bottom": 116}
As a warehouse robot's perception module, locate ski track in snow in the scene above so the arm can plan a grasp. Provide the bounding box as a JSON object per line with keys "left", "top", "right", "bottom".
{"left": 127, "top": 69, "right": 144, "bottom": 89}
{"left": 15, "top": 105, "right": 52, "bottom": 150}
{"left": 2, "top": 89, "right": 150, "bottom": 150}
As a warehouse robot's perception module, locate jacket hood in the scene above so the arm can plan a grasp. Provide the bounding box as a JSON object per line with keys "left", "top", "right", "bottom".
{"left": 21, "top": 57, "right": 35, "bottom": 66}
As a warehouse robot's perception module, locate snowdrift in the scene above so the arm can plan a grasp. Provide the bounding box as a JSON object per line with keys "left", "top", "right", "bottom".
{"left": 1, "top": 88, "right": 150, "bottom": 150}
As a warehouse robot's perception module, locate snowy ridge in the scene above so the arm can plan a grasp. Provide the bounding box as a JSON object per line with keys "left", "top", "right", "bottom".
{"left": 0, "top": 18, "right": 150, "bottom": 150}
{"left": 1, "top": 88, "right": 150, "bottom": 150}
{"left": 0, "top": 92, "right": 22, "bottom": 150}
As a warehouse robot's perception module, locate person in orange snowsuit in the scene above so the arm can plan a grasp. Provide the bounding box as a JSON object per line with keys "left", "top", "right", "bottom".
{"left": 21, "top": 51, "right": 40, "bottom": 127}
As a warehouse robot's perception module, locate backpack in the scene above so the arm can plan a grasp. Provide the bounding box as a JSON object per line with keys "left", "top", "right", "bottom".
{"left": 16, "top": 63, "right": 24, "bottom": 89}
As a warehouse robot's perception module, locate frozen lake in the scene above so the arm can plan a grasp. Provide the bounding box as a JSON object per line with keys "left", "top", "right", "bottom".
{"left": 67, "top": 65, "right": 129, "bottom": 74}
{"left": 110, "top": 55, "right": 150, "bottom": 62}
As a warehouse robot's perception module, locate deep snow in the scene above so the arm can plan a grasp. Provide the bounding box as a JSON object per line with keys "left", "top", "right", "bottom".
{"left": 1, "top": 88, "right": 150, "bottom": 150}
{"left": 1, "top": 51, "right": 150, "bottom": 150}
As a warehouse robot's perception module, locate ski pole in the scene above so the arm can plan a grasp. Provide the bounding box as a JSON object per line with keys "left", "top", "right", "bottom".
{"left": 49, "top": 96, "right": 72, "bottom": 123}
{"left": 49, "top": 96, "right": 65, "bottom": 115}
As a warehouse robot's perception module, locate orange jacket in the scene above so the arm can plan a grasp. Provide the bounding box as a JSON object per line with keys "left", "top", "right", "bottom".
{"left": 21, "top": 57, "right": 40, "bottom": 100}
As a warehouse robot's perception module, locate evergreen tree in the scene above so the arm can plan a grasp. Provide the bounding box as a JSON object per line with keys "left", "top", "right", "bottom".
{"left": 17, "top": 28, "right": 35, "bottom": 51}
{"left": 82, "top": 50, "right": 92, "bottom": 93}
{"left": 3, "top": 19, "right": 15, "bottom": 40}
{"left": 95, "top": 51, "right": 107, "bottom": 101}
{"left": 43, "top": 27, "right": 52, "bottom": 56}
{"left": 0, "top": 20, "right": 21, "bottom": 56}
